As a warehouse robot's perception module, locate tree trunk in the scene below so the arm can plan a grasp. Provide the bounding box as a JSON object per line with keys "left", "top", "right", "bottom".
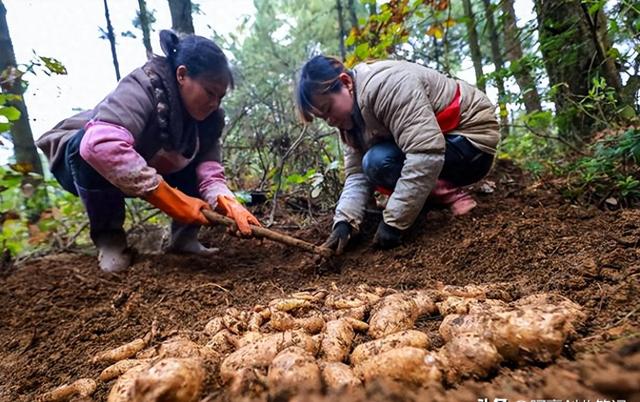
{"left": 501, "top": 0, "right": 542, "bottom": 113}
{"left": 347, "top": 0, "right": 358, "bottom": 29}
{"left": 102, "top": 0, "right": 121, "bottom": 81}
{"left": 336, "top": 0, "right": 346, "bottom": 61}
{"left": 0, "top": 1, "right": 43, "bottom": 175}
{"left": 441, "top": 4, "right": 453, "bottom": 75}
{"left": 432, "top": 36, "right": 440, "bottom": 69}
{"left": 535, "top": 0, "right": 624, "bottom": 140}
{"left": 579, "top": 3, "right": 623, "bottom": 94}
{"left": 481, "top": 0, "right": 509, "bottom": 138}
{"left": 137, "top": 0, "right": 153, "bottom": 59}
{"left": 461, "top": 0, "right": 485, "bottom": 92}
{"left": 167, "top": 0, "right": 194, "bottom": 35}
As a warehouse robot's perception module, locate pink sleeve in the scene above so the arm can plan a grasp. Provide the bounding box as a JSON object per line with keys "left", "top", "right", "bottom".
{"left": 196, "top": 160, "right": 234, "bottom": 207}
{"left": 79, "top": 120, "right": 159, "bottom": 196}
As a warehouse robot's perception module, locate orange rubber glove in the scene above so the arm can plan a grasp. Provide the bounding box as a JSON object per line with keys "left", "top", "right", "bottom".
{"left": 216, "top": 195, "right": 261, "bottom": 236}
{"left": 144, "top": 179, "right": 211, "bottom": 225}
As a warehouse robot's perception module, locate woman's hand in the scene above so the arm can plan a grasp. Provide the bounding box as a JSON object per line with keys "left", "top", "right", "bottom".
{"left": 373, "top": 221, "right": 403, "bottom": 249}
{"left": 144, "top": 180, "right": 210, "bottom": 225}
{"left": 322, "top": 221, "right": 352, "bottom": 255}
{"left": 216, "top": 195, "right": 261, "bottom": 236}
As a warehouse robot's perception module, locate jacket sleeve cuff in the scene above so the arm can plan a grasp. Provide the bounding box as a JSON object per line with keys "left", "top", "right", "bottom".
{"left": 383, "top": 152, "right": 444, "bottom": 230}
{"left": 333, "top": 172, "right": 372, "bottom": 233}
{"left": 196, "top": 160, "right": 235, "bottom": 208}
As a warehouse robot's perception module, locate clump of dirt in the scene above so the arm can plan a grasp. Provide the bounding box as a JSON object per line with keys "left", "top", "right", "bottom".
{"left": 0, "top": 160, "right": 638, "bottom": 401}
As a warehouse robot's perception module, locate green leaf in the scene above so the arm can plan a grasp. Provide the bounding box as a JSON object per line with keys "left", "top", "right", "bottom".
{"left": 0, "top": 173, "right": 21, "bottom": 189}
{"left": 0, "top": 106, "right": 21, "bottom": 121}
{"left": 285, "top": 173, "right": 306, "bottom": 185}
{"left": 345, "top": 33, "right": 356, "bottom": 47}
{"left": 618, "top": 105, "right": 637, "bottom": 120}
{"left": 0, "top": 94, "right": 21, "bottom": 105}
{"left": 39, "top": 56, "right": 67, "bottom": 75}
{"left": 523, "top": 110, "right": 553, "bottom": 130}
{"left": 303, "top": 168, "right": 317, "bottom": 179}
{"left": 587, "top": 0, "right": 606, "bottom": 16}
{"left": 355, "top": 43, "right": 370, "bottom": 59}
{"left": 379, "top": 10, "right": 392, "bottom": 24}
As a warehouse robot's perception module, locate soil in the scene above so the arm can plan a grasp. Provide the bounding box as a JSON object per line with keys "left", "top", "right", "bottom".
{"left": 1, "top": 160, "right": 638, "bottom": 402}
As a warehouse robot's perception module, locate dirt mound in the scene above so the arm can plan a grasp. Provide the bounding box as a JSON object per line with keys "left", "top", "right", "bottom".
{"left": 1, "top": 161, "right": 638, "bottom": 401}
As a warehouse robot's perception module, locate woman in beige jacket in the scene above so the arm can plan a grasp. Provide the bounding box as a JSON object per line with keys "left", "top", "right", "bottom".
{"left": 296, "top": 55, "right": 500, "bottom": 251}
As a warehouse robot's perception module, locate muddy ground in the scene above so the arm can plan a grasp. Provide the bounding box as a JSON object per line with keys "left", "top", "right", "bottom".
{"left": 1, "top": 161, "right": 639, "bottom": 402}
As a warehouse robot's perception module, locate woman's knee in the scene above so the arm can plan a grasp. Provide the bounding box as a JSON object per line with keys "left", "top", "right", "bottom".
{"left": 441, "top": 135, "right": 494, "bottom": 186}
{"left": 51, "top": 129, "right": 108, "bottom": 194}
{"left": 362, "top": 141, "right": 404, "bottom": 189}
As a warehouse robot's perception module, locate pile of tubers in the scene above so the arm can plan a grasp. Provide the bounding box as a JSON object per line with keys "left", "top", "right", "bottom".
{"left": 38, "top": 283, "right": 585, "bottom": 402}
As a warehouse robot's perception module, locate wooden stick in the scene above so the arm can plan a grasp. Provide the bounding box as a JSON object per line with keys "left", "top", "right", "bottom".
{"left": 202, "top": 210, "right": 333, "bottom": 258}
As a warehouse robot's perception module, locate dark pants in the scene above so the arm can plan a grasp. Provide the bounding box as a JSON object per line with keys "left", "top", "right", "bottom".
{"left": 361, "top": 134, "right": 494, "bottom": 191}
{"left": 51, "top": 129, "right": 198, "bottom": 244}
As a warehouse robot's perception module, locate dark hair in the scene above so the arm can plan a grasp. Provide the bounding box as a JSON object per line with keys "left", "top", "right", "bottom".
{"left": 159, "top": 29, "right": 234, "bottom": 88}
{"left": 295, "top": 55, "right": 348, "bottom": 122}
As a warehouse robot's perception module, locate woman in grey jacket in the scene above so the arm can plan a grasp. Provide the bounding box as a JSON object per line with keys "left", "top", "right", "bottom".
{"left": 296, "top": 55, "right": 500, "bottom": 252}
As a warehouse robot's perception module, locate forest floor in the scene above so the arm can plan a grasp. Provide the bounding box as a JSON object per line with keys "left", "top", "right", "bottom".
{"left": 0, "top": 160, "right": 638, "bottom": 402}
